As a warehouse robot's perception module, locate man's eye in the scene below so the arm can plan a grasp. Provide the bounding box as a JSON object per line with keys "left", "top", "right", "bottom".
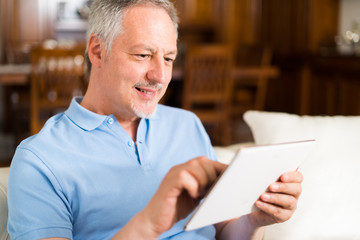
{"left": 134, "top": 54, "right": 150, "bottom": 60}
{"left": 165, "top": 57, "right": 174, "bottom": 63}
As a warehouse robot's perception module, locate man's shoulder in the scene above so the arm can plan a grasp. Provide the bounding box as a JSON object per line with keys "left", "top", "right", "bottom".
{"left": 18, "top": 112, "right": 69, "bottom": 151}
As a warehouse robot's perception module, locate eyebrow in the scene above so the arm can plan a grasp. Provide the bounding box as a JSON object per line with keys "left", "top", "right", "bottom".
{"left": 129, "top": 44, "right": 177, "bottom": 55}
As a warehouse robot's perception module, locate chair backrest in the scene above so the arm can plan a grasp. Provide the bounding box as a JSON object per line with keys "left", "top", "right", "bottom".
{"left": 182, "top": 44, "right": 233, "bottom": 145}
{"left": 30, "top": 45, "right": 87, "bottom": 135}
{"left": 232, "top": 45, "right": 276, "bottom": 112}
{"left": 183, "top": 44, "right": 233, "bottom": 109}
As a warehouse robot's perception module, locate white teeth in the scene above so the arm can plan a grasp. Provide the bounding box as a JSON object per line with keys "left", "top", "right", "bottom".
{"left": 139, "top": 89, "right": 151, "bottom": 94}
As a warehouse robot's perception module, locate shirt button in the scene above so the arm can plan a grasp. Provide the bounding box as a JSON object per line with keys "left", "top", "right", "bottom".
{"left": 108, "top": 118, "right": 114, "bottom": 125}
{"left": 128, "top": 141, "right": 134, "bottom": 147}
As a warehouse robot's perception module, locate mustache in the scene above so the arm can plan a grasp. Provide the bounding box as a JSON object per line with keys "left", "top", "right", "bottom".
{"left": 134, "top": 82, "right": 163, "bottom": 90}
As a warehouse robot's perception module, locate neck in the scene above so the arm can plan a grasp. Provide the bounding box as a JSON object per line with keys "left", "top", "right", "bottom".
{"left": 81, "top": 74, "right": 143, "bottom": 141}
{"left": 81, "top": 92, "right": 141, "bottom": 142}
{"left": 117, "top": 117, "right": 141, "bottom": 142}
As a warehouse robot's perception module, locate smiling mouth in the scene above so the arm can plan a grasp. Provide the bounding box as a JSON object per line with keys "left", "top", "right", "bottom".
{"left": 134, "top": 82, "right": 163, "bottom": 95}
{"left": 135, "top": 87, "right": 153, "bottom": 94}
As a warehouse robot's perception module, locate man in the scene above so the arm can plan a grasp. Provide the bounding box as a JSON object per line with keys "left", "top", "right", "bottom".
{"left": 7, "top": 0, "right": 303, "bottom": 239}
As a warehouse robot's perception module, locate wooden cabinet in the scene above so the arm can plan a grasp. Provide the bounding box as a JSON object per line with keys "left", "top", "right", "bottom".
{"left": 172, "top": 0, "right": 220, "bottom": 45}
{"left": 173, "top": 0, "right": 216, "bottom": 27}
{"left": 0, "top": 0, "right": 54, "bottom": 63}
{"left": 175, "top": 0, "right": 339, "bottom": 56}
{"left": 0, "top": 0, "right": 87, "bottom": 64}
{"left": 248, "top": 0, "right": 341, "bottom": 114}
{"left": 300, "top": 55, "right": 360, "bottom": 115}
{"left": 260, "top": 0, "right": 339, "bottom": 56}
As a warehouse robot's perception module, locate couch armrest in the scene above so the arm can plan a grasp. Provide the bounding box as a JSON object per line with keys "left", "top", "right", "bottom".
{"left": 0, "top": 167, "right": 10, "bottom": 240}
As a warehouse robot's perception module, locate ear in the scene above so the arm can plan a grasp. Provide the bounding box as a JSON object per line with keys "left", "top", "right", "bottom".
{"left": 87, "top": 33, "right": 103, "bottom": 68}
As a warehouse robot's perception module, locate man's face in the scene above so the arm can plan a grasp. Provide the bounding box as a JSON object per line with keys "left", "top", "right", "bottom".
{"left": 100, "top": 5, "right": 177, "bottom": 119}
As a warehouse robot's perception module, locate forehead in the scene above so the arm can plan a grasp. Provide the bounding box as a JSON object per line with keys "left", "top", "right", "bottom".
{"left": 115, "top": 4, "right": 177, "bottom": 52}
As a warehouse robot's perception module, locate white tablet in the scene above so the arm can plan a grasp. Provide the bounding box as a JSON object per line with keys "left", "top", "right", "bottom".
{"left": 184, "top": 140, "right": 315, "bottom": 231}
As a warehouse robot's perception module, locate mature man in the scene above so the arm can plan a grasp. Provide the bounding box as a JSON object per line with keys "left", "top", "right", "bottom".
{"left": 7, "top": 0, "right": 303, "bottom": 239}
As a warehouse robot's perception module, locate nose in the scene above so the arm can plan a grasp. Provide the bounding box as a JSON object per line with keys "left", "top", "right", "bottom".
{"left": 146, "top": 56, "right": 168, "bottom": 84}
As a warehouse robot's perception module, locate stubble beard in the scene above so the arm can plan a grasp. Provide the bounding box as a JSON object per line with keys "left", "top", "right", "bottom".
{"left": 131, "top": 82, "right": 164, "bottom": 119}
{"left": 131, "top": 100, "right": 157, "bottom": 119}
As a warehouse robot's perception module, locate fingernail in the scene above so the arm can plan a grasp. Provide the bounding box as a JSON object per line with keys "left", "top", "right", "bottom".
{"left": 262, "top": 193, "right": 270, "bottom": 200}
{"left": 281, "top": 173, "right": 290, "bottom": 182}
{"left": 272, "top": 183, "right": 279, "bottom": 191}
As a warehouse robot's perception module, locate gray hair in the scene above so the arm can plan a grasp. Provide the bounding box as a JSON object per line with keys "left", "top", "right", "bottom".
{"left": 85, "top": 0, "right": 179, "bottom": 74}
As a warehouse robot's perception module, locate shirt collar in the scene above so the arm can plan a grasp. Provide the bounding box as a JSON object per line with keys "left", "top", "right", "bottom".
{"left": 65, "top": 97, "right": 107, "bottom": 131}
{"left": 65, "top": 97, "right": 160, "bottom": 131}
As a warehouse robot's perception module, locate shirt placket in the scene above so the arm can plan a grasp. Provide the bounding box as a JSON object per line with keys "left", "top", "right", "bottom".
{"left": 105, "top": 115, "right": 141, "bottom": 165}
{"left": 136, "top": 119, "right": 151, "bottom": 171}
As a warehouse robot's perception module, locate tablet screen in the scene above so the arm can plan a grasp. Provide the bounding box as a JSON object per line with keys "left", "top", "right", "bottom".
{"left": 184, "top": 140, "right": 315, "bottom": 231}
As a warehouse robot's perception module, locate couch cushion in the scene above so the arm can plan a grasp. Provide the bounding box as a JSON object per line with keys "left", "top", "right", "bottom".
{"left": 213, "top": 142, "right": 254, "bottom": 165}
{"left": 243, "top": 111, "right": 360, "bottom": 240}
{"left": 0, "top": 167, "right": 10, "bottom": 240}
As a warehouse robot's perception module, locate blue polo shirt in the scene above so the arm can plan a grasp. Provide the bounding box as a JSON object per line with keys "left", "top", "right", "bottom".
{"left": 8, "top": 97, "right": 217, "bottom": 240}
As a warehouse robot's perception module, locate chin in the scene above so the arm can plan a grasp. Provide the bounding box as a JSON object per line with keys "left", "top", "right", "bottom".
{"left": 131, "top": 102, "right": 157, "bottom": 119}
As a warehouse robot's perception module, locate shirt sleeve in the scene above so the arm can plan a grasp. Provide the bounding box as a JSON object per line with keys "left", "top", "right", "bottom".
{"left": 7, "top": 147, "right": 73, "bottom": 240}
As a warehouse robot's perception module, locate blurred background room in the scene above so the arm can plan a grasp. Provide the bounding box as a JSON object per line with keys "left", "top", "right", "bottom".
{"left": 0, "top": 0, "right": 360, "bottom": 166}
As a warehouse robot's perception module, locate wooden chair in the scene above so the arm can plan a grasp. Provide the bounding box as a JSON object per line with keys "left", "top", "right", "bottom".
{"left": 182, "top": 45, "right": 233, "bottom": 146}
{"left": 231, "top": 45, "right": 279, "bottom": 116}
{"left": 30, "top": 45, "right": 88, "bottom": 135}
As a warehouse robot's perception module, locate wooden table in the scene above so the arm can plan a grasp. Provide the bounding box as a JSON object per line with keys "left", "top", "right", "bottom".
{"left": 0, "top": 64, "right": 31, "bottom": 85}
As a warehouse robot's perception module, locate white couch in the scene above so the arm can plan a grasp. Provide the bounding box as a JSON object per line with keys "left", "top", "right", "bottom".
{"left": 1, "top": 110, "right": 360, "bottom": 240}
{"left": 212, "top": 110, "right": 360, "bottom": 240}
{"left": 242, "top": 111, "right": 360, "bottom": 240}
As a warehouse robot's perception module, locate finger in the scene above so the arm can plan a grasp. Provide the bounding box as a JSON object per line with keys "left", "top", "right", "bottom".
{"left": 172, "top": 167, "right": 200, "bottom": 198}
{"left": 185, "top": 157, "right": 227, "bottom": 195}
{"left": 260, "top": 192, "right": 298, "bottom": 210}
{"left": 211, "top": 159, "right": 228, "bottom": 173}
{"left": 255, "top": 199, "right": 294, "bottom": 223}
{"left": 197, "top": 158, "right": 226, "bottom": 183}
{"left": 163, "top": 157, "right": 227, "bottom": 199}
{"left": 279, "top": 171, "right": 303, "bottom": 183}
{"left": 268, "top": 182, "right": 302, "bottom": 199}
{"left": 185, "top": 158, "right": 212, "bottom": 194}
{"left": 200, "top": 159, "right": 227, "bottom": 195}
{"left": 197, "top": 157, "right": 219, "bottom": 182}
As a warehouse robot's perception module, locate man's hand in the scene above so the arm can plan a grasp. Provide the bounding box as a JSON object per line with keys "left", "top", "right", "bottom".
{"left": 138, "top": 156, "right": 227, "bottom": 238}
{"left": 249, "top": 170, "right": 303, "bottom": 227}
{"left": 215, "top": 170, "right": 303, "bottom": 240}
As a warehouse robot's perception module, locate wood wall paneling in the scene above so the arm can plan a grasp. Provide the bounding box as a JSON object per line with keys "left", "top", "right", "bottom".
{"left": 258, "top": 0, "right": 343, "bottom": 114}
{"left": 0, "top": 0, "right": 57, "bottom": 63}
{"left": 308, "top": 0, "right": 339, "bottom": 53}
{"left": 261, "top": 0, "right": 309, "bottom": 55}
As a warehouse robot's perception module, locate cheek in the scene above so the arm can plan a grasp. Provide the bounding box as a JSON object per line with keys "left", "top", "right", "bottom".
{"left": 107, "top": 53, "right": 145, "bottom": 78}
{"left": 121, "top": 63, "right": 148, "bottom": 84}
{"left": 109, "top": 66, "right": 144, "bottom": 91}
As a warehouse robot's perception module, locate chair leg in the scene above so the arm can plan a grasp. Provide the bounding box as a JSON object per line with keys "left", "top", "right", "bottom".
{"left": 220, "top": 119, "right": 231, "bottom": 146}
